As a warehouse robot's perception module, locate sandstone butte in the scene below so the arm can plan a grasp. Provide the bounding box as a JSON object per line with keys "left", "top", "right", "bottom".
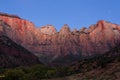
{"left": 0, "top": 12, "right": 120, "bottom": 64}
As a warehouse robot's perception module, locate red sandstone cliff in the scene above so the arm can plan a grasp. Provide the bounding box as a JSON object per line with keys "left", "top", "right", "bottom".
{"left": 0, "top": 13, "right": 120, "bottom": 64}
{"left": 0, "top": 20, "right": 40, "bottom": 68}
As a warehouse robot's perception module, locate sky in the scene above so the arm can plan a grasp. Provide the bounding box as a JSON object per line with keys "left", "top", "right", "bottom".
{"left": 0, "top": 0, "right": 120, "bottom": 31}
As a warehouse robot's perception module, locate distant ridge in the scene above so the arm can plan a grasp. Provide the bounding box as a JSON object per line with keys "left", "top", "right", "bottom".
{"left": 0, "top": 12, "right": 120, "bottom": 65}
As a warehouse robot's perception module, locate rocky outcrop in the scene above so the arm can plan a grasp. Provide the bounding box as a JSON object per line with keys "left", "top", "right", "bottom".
{"left": 0, "top": 13, "right": 120, "bottom": 64}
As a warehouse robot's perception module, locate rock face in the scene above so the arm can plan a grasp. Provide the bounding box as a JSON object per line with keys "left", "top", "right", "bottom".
{"left": 0, "top": 21, "right": 41, "bottom": 68}
{"left": 0, "top": 13, "right": 120, "bottom": 64}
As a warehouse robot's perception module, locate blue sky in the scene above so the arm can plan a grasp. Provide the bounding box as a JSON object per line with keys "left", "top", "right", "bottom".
{"left": 0, "top": 0, "right": 120, "bottom": 31}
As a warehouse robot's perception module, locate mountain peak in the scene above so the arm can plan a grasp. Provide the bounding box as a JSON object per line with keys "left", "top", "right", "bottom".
{"left": 97, "top": 20, "right": 106, "bottom": 27}
{"left": 95, "top": 20, "right": 120, "bottom": 31}
{"left": 39, "top": 25, "right": 57, "bottom": 35}
{"left": 60, "top": 24, "right": 71, "bottom": 34}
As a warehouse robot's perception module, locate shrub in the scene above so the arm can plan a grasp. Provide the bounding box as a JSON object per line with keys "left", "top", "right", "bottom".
{"left": 4, "top": 69, "right": 24, "bottom": 80}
